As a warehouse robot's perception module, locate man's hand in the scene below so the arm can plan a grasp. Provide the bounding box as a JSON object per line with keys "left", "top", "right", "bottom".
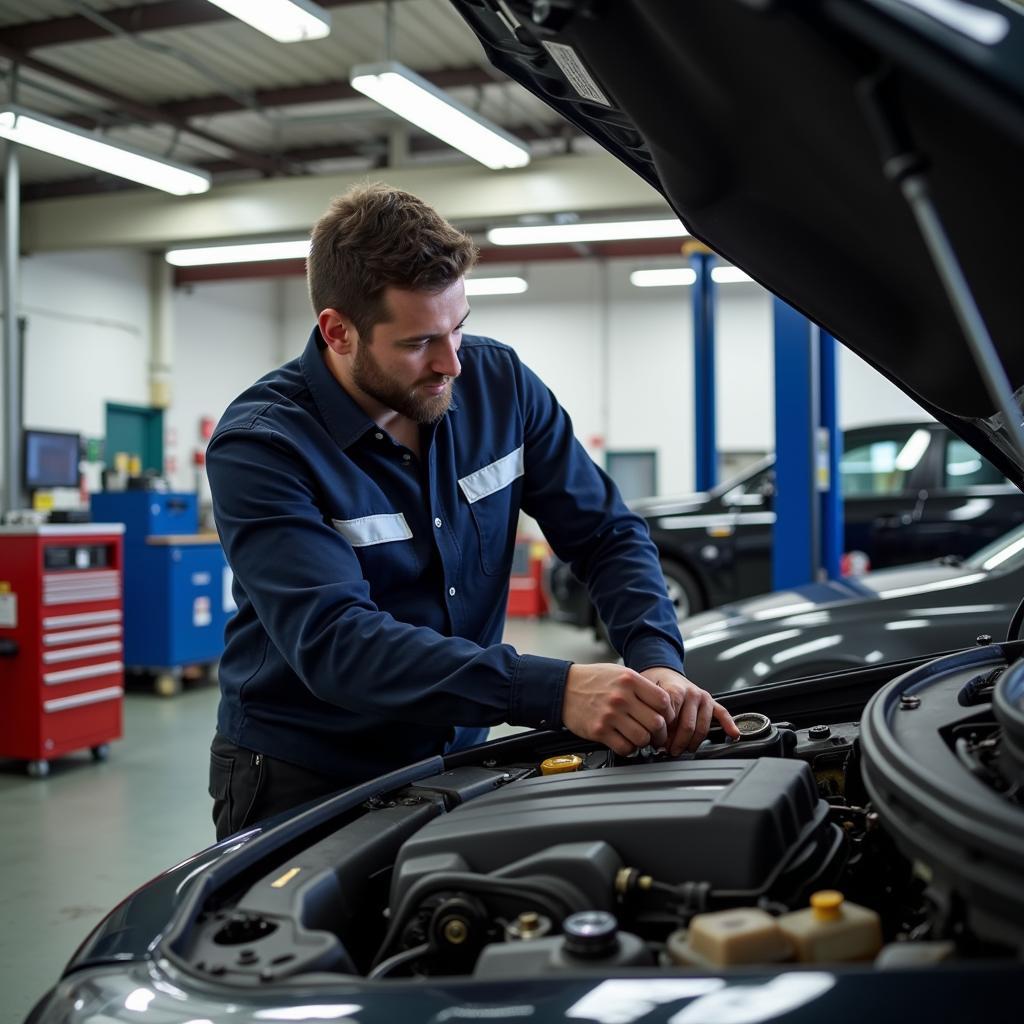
{"left": 561, "top": 663, "right": 674, "bottom": 756}
{"left": 642, "top": 666, "right": 740, "bottom": 755}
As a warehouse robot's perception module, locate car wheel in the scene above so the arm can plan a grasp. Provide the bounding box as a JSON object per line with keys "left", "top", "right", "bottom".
{"left": 660, "top": 559, "right": 703, "bottom": 621}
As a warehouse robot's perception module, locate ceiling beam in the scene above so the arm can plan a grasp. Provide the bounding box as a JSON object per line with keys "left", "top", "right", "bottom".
{"left": 172, "top": 236, "right": 691, "bottom": 285}
{"left": 1, "top": 0, "right": 404, "bottom": 51}
{"left": 20, "top": 123, "right": 579, "bottom": 202}
{"left": 59, "top": 66, "right": 500, "bottom": 127}
{"left": 20, "top": 152, "right": 671, "bottom": 252}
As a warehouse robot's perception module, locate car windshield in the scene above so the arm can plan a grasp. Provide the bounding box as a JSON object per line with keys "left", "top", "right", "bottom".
{"left": 965, "top": 523, "right": 1024, "bottom": 572}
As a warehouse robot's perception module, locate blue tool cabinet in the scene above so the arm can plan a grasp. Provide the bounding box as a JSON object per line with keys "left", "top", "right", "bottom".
{"left": 90, "top": 492, "right": 232, "bottom": 693}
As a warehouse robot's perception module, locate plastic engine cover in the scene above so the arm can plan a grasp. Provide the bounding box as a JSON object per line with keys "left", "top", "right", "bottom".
{"left": 392, "top": 759, "right": 831, "bottom": 906}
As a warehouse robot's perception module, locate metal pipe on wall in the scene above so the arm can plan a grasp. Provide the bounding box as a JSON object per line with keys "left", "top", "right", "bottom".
{"left": 3, "top": 69, "right": 22, "bottom": 514}
{"left": 149, "top": 253, "right": 174, "bottom": 409}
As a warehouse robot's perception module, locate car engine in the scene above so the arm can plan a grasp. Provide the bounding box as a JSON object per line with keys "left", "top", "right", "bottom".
{"left": 172, "top": 643, "right": 1024, "bottom": 983}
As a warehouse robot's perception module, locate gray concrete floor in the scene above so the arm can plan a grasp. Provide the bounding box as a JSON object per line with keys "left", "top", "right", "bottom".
{"left": 0, "top": 618, "right": 608, "bottom": 1024}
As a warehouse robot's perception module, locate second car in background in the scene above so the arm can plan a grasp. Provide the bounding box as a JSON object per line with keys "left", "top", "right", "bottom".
{"left": 682, "top": 522, "right": 1024, "bottom": 691}
{"left": 550, "top": 421, "right": 1024, "bottom": 630}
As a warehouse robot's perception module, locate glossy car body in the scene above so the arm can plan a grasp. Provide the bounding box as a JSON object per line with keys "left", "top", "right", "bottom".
{"left": 25, "top": 1, "right": 1024, "bottom": 1021}
{"left": 550, "top": 421, "right": 1024, "bottom": 628}
{"left": 682, "top": 523, "right": 1024, "bottom": 691}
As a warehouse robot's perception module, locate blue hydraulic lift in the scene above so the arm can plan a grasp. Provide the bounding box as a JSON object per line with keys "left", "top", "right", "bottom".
{"left": 771, "top": 299, "right": 843, "bottom": 589}
{"left": 689, "top": 249, "right": 842, "bottom": 589}
{"left": 689, "top": 247, "right": 717, "bottom": 492}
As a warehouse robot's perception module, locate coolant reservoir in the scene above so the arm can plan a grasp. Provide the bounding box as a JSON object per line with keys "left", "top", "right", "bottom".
{"left": 666, "top": 908, "right": 793, "bottom": 966}
{"left": 776, "top": 890, "right": 882, "bottom": 962}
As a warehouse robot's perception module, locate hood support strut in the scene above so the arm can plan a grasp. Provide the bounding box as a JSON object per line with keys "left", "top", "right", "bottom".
{"left": 858, "top": 68, "right": 1024, "bottom": 465}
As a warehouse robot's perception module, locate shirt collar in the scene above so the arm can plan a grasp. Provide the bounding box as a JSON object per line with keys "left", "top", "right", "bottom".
{"left": 299, "top": 326, "right": 459, "bottom": 451}
{"left": 300, "top": 326, "right": 377, "bottom": 451}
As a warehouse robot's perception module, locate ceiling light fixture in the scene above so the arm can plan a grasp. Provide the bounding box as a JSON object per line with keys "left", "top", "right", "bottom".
{"left": 710, "top": 266, "right": 753, "bottom": 284}
{"left": 165, "top": 240, "right": 309, "bottom": 266}
{"left": 490, "top": 218, "right": 688, "bottom": 246}
{"left": 464, "top": 277, "right": 528, "bottom": 296}
{"left": 629, "top": 268, "right": 696, "bottom": 288}
{"left": 204, "top": 0, "right": 331, "bottom": 42}
{"left": 630, "top": 265, "right": 756, "bottom": 287}
{"left": 349, "top": 61, "right": 530, "bottom": 170}
{"left": 0, "top": 106, "right": 210, "bottom": 196}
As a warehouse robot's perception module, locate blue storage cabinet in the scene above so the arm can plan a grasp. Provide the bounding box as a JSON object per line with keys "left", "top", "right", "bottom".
{"left": 90, "top": 493, "right": 232, "bottom": 692}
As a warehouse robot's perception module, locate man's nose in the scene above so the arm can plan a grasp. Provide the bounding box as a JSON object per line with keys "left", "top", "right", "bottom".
{"left": 431, "top": 336, "right": 462, "bottom": 378}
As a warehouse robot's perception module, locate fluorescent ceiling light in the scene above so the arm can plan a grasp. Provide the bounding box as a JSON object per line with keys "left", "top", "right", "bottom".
{"left": 204, "top": 0, "right": 331, "bottom": 42}
{"left": 464, "top": 277, "right": 527, "bottom": 296}
{"left": 166, "top": 240, "right": 309, "bottom": 266}
{"left": 489, "top": 218, "right": 688, "bottom": 246}
{"left": 350, "top": 61, "right": 529, "bottom": 170}
{"left": 630, "top": 265, "right": 755, "bottom": 288}
{"left": 711, "top": 266, "right": 753, "bottom": 284}
{"left": 0, "top": 106, "right": 210, "bottom": 196}
{"left": 630, "top": 268, "right": 696, "bottom": 288}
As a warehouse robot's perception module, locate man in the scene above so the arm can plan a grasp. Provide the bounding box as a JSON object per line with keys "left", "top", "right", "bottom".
{"left": 207, "top": 183, "right": 738, "bottom": 839}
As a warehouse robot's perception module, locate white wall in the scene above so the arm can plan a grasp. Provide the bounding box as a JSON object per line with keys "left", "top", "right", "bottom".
{"left": 168, "top": 278, "right": 285, "bottom": 494}
{"left": 3, "top": 250, "right": 929, "bottom": 510}
{"left": 20, "top": 249, "right": 151, "bottom": 437}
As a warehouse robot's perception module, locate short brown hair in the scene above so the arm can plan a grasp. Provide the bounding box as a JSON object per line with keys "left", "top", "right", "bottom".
{"left": 308, "top": 182, "right": 478, "bottom": 338}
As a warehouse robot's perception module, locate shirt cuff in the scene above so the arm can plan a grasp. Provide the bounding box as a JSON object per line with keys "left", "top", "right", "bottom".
{"left": 509, "top": 654, "right": 571, "bottom": 730}
{"left": 625, "top": 637, "right": 685, "bottom": 677}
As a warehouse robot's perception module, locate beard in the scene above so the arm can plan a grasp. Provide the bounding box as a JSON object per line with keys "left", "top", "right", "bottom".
{"left": 351, "top": 342, "right": 453, "bottom": 424}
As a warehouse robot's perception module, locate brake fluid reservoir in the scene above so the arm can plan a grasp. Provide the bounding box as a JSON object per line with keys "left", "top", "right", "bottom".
{"left": 776, "top": 890, "right": 882, "bottom": 962}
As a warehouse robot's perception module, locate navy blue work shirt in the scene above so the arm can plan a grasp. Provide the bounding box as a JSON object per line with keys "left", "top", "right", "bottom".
{"left": 207, "top": 328, "right": 684, "bottom": 786}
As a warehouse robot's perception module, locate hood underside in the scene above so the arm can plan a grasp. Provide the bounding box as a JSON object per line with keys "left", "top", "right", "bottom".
{"left": 452, "top": 0, "right": 1024, "bottom": 482}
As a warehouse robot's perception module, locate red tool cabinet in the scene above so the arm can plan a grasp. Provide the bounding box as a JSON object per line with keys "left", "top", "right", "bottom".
{"left": 0, "top": 524, "right": 125, "bottom": 777}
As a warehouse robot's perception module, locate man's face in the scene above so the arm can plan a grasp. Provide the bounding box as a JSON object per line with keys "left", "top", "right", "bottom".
{"left": 351, "top": 280, "right": 469, "bottom": 424}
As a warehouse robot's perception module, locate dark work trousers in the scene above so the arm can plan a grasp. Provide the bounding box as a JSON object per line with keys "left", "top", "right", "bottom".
{"left": 209, "top": 733, "right": 344, "bottom": 841}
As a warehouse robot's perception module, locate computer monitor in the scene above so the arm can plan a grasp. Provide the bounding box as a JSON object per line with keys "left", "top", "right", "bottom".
{"left": 24, "top": 429, "right": 81, "bottom": 490}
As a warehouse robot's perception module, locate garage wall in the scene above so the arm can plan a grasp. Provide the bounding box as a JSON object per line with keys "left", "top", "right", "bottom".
{"left": 3, "top": 248, "right": 930, "bottom": 507}
{"left": 168, "top": 279, "right": 286, "bottom": 496}
{"left": 20, "top": 249, "right": 150, "bottom": 438}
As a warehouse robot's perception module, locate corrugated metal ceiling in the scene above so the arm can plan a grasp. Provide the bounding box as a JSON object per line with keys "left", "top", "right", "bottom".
{"left": 0, "top": 0, "right": 573, "bottom": 198}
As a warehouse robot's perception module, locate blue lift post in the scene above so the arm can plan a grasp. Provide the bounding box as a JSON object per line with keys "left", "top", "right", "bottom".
{"left": 772, "top": 299, "right": 842, "bottom": 589}
{"left": 690, "top": 247, "right": 717, "bottom": 491}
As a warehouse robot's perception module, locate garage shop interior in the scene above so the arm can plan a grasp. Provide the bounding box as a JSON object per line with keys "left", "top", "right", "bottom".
{"left": 2, "top": 3, "right": 1023, "bottom": 1023}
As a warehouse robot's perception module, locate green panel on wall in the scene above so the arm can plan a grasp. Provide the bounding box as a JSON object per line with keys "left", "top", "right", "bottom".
{"left": 105, "top": 403, "right": 163, "bottom": 474}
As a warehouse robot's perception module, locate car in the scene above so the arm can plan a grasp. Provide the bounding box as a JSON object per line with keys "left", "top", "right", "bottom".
{"left": 681, "top": 522, "right": 1024, "bottom": 691}
{"left": 549, "top": 421, "right": 1024, "bottom": 630}
{"left": 25, "top": 1, "right": 1024, "bottom": 1021}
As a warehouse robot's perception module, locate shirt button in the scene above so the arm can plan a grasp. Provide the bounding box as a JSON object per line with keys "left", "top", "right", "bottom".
{"left": 374, "top": 432, "right": 383, "bottom": 440}
{"left": 448, "top": 587, "right": 456, "bottom": 597}
{"left": 402, "top": 453, "right": 411, "bottom": 462}
{"left": 434, "top": 517, "right": 442, "bottom": 528}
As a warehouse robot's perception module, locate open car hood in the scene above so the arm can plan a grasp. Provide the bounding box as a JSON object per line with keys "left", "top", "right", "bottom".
{"left": 450, "top": 0, "right": 1024, "bottom": 484}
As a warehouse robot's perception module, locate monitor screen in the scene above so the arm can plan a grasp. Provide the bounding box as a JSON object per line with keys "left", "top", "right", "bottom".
{"left": 24, "top": 430, "right": 81, "bottom": 489}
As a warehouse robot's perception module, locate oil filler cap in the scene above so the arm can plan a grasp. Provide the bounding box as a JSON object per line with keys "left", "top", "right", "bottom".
{"left": 540, "top": 754, "right": 583, "bottom": 775}
{"left": 562, "top": 911, "right": 619, "bottom": 958}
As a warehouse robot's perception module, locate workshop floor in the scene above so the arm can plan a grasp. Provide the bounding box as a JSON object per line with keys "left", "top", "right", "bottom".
{"left": 0, "top": 618, "right": 608, "bottom": 1024}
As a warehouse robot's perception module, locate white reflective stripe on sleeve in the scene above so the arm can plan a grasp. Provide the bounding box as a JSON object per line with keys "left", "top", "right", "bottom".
{"left": 458, "top": 445, "right": 525, "bottom": 504}
{"left": 332, "top": 512, "right": 413, "bottom": 547}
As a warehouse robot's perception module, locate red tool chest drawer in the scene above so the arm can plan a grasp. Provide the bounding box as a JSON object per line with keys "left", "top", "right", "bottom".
{"left": 0, "top": 524, "right": 125, "bottom": 777}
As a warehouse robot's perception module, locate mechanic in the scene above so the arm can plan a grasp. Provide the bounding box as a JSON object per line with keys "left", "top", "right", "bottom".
{"left": 206, "top": 183, "right": 738, "bottom": 839}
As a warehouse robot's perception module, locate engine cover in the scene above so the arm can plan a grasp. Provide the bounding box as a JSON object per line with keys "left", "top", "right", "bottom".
{"left": 393, "top": 758, "right": 839, "bottom": 906}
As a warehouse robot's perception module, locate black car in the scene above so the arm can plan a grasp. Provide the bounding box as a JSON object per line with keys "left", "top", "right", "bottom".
{"left": 26, "top": 2, "right": 1024, "bottom": 1022}
{"left": 550, "top": 421, "right": 1024, "bottom": 630}
{"left": 681, "top": 522, "right": 1024, "bottom": 691}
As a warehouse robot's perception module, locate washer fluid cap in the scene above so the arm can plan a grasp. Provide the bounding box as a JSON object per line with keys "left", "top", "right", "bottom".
{"left": 810, "top": 890, "right": 844, "bottom": 921}
{"left": 540, "top": 754, "right": 583, "bottom": 775}
{"left": 562, "top": 911, "right": 619, "bottom": 958}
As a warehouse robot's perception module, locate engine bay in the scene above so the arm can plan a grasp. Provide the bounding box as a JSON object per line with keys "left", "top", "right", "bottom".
{"left": 168, "top": 642, "right": 1024, "bottom": 984}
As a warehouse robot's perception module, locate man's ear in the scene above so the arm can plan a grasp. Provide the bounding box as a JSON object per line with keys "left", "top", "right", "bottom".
{"left": 318, "top": 308, "right": 358, "bottom": 354}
